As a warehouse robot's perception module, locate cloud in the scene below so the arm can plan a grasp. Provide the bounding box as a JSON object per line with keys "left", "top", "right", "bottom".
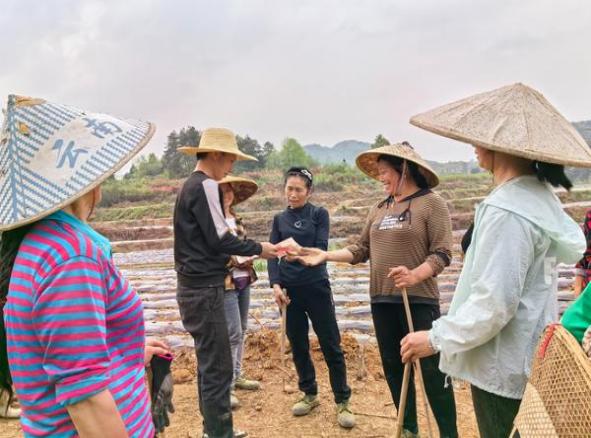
{"left": 1, "top": 0, "right": 590, "bottom": 163}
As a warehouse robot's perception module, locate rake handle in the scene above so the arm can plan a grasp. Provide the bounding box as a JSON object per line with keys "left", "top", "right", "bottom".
{"left": 400, "top": 287, "right": 434, "bottom": 438}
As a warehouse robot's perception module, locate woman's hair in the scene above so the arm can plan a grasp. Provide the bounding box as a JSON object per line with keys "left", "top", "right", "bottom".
{"left": 0, "top": 225, "right": 33, "bottom": 400}
{"left": 377, "top": 154, "right": 429, "bottom": 189}
{"left": 532, "top": 161, "right": 573, "bottom": 190}
{"left": 284, "top": 167, "right": 313, "bottom": 190}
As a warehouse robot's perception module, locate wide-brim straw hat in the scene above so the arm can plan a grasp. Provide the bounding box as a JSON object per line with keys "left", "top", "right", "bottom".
{"left": 356, "top": 142, "right": 439, "bottom": 188}
{"left": 219, "top": 175, "right": 258, "bottom": 205}
{"left": 0, "top": 94, "right": 155, "bottom": 231}
{"left": 410, "top": 83, "right": 591, "bottom": 167}
{"left": 177, "top": 127, "right": 257, "bottom": 161}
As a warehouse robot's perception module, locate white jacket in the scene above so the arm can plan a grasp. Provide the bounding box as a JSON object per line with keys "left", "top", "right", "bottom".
{"left": 430, "top": 176, "right": 585, "bottom": 398}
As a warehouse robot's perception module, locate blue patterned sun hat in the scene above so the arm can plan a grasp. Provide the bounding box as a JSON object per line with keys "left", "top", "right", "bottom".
{"left": 0, "top": 95, "right": 155, "bottom": 231}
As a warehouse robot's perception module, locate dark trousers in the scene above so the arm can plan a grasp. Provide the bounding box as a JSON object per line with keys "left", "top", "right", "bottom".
{"left": 177, "top": 284, "right": 233, "bottom": 438}
{"left": 471, "top": 385, "right": 521, "bottom": 438}
{"left": 371, "top": 302, "right": 458, "bottom": 438}
{"left": 285, "top": 279, "right": 351, "bottom": 404}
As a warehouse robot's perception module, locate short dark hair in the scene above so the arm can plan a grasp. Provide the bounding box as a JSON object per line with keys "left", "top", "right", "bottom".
{"left": 377, "top": 155, "right": 429, "bottom": 189}
{"left": 196, "top": 152, "right": 209, "bottom": 161}
{"left": 284, "top": 167, "right": 313, "bottom": 189}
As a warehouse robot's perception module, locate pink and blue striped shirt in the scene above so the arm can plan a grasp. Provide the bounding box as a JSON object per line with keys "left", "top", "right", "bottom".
{"left": 4, "top": 212, "right": 154, "bottom": 437}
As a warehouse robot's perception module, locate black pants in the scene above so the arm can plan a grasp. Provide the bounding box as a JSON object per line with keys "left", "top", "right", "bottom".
{"left": 285, "top": 279, "right": 351, "bottom": 404}
{"left": 471, "top": 385, "right": 521, "bottom": 438}
{"left": 177, "top": 284, "right": 233, "bottom": 438}
{"left": 371, "top": 302, "right": 458, "bottom": 438}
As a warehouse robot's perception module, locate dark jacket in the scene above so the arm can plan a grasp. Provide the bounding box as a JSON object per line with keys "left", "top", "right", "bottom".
{"left": 267, "top": 203, "right": 329, "bottom": 287}
{"left": 174, "top": 171, "right": 262, "bottom": 287}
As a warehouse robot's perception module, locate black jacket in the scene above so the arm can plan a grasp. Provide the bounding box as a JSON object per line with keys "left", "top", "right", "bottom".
{"left": 267, "top": 203, "right": 329, "bottom": 287}
{"left": 173, "top": 171, "right": 262, "bottom": 287}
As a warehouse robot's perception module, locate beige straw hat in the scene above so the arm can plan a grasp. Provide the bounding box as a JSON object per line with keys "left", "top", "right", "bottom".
{"left": 356, "top": 142, "right": 439, "bottom": 188}
{"left": 219, "top": 175, "right": 258, "bottom": 205}
{"left": 410, "top": 83, "right": 591, "bottom": 167}
{"left": 178, "top": 127, "right": 257, "bottom": 161}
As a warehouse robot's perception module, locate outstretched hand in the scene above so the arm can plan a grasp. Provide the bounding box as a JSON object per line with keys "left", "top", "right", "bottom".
{"left": 292, "top": 247, "right": 328, "bottom": 266}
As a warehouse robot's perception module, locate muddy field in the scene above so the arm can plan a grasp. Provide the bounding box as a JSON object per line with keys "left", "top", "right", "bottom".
{"left": 1, "top": 330, "right": 479, "bottom": 438}
{"left": 1, "top": 178, "right": 586, "bottom": 437}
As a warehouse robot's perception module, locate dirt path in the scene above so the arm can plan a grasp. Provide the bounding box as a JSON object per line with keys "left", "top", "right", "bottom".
{"left": 1, "top": 330, "right": 479, "bottom": 438}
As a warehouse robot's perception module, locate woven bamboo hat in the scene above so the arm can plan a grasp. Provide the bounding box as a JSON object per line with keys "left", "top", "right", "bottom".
{"left": 219, "top": 175, "right": 258, "bottom": 205}
{"left": 356, "top": 142, "right": 439, "bottom": 188}
{"left": 178, "top": 127, "right": 257, "bottom": 161}
{"left": 0, "top": 94, "right": 155, "bottom": 231}
{"left": 410, "top": 83, "right": 591, "bottom": 167}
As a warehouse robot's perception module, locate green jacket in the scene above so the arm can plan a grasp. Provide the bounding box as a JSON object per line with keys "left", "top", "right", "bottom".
{"left": 561, "top": 283, "right": 591, "bottom": 342}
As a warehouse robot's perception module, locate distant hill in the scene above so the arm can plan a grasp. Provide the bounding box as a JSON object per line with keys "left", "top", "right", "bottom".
{"left": 574, "top": 120, "right": 591, "bottom": 145}
{"left": 304, "top": 119, "right": 591, "bottom": 174}
{"left": 305, "top": 140, "right": 479, "bottom": 174}
{"left": 304, "top": 140, "right": 369, "bottom": 165}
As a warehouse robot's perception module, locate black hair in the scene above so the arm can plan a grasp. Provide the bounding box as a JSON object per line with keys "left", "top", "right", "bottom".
{"left": 195, "top": 152, "right": 209, "bottom": 161}
{"left": 284, "top": 167, "right": 313, "bottom": 190}
{"left": 377, "top": 154, "right": 429, "bottom": 189}
{"left": 532, "top": 161, "right": 572, "bottom": 190}
{"left": 0, "top": 224, "right": 33, "bottom": 405}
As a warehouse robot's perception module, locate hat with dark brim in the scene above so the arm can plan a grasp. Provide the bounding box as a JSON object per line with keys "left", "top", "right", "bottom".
{"left": 178, "top": 127, "right": 257, "bottom": 161}
{"left": 356, "top": 142, "right": 439, "bottom": 188}
{"left": 0, "top": 95, "right": 155, "bottom": 231}
{"left": 410, "top": 83, "right": 591, "bottom": 167}
{"left": 219, "top": 175, "right": 258, "bottom": 204}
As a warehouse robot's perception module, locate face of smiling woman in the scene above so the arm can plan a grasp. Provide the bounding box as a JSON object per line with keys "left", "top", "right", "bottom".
{"left": 377, "top": 160, "right": 403, "bottom": 196}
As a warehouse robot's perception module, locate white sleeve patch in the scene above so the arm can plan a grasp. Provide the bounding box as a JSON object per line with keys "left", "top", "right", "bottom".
{"left": 203, "top": 178, "right": 230, "bottom": 238}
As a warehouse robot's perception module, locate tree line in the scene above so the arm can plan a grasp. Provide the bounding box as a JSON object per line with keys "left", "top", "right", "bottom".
{"left": 125, "top": 126, "right": 322, "bottom": 179}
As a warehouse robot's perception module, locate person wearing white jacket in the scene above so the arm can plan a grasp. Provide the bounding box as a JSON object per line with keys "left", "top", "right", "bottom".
{"left": 401, "top": 83, "right": 590, "bottom": 438}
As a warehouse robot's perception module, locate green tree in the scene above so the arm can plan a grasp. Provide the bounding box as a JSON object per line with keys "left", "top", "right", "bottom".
{"left": 233, "top": 135, "right": 264, "bottom": 173}
{"left": 266, "top": 138, "right": 316, "bottom": 170}
{"left": 371, "top": 134, "right": 390, "bottom": 149}
{"left": 262, "top": 141, "right": 275, "bottom": 161}
{"left": 161, "top": 127, "right": 200, "bottom": 178}
{"left": 130, "top": 153, "right": 163, "bottom": 178}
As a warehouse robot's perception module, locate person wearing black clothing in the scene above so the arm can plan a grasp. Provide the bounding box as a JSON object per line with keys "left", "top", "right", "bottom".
{"left": 174, "top": 128, "right": 280, "bottom": 438}
{"left": 268, "top": 167, "right": 355, "bottom": 429}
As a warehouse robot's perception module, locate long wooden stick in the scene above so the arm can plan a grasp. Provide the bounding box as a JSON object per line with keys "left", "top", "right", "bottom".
{"left": 401, "top": 287, "right": 434, "bottom": 438}
{"left": 395, "top": 361, "right": 412, "bottom": 438}
{"left": 280, "top": 302, "right": 287, "bottom": 367}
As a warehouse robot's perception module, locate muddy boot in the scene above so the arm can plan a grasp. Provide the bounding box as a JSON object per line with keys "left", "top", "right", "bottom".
{"left": 230, "top": 392, "right": 240, "bottom": 410}
{"left": 234, "top": 375, "right": 261, "bottom": 391}
{"left": 292, "top": 394, "right": 320, "bottom": 416}
{"left": 336, "top": 399, "right": 355, "bottom": 429}
{"left": 0, "top": 390, "right": 20, "bottom": 419}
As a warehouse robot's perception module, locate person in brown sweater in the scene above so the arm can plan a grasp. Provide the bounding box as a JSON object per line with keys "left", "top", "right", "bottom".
{"left": 296, "top": 142, "right": 458, "bottom": 438}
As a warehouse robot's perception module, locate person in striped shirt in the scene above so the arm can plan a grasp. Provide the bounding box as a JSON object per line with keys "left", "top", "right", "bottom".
{"left": 296, "top": 143, "right": 458, "bottom": 438}
{"left": 0, "top": 95, "right": 167, "bottom": 437}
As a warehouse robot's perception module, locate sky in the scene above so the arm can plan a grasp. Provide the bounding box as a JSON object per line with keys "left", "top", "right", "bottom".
{"left": 1, "top": 0, "right": 590, "bottom": 164}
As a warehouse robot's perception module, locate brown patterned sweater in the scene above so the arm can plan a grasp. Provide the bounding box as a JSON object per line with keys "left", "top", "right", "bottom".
{"left": 346, "top": 189, "right": 452, "bottom": 303}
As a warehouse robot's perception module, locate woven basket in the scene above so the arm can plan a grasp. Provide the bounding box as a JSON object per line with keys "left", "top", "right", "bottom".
{"left": 513, "top": 324, "right": 591, "bottom": 437}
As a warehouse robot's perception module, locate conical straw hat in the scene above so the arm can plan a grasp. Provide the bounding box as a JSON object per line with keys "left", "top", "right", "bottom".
{"left": 178, "top": 127, "right": 257, "bottom": 161}
{"left": 219, "top": 175, "right": 258, "bottom": 205}
{"left": 356, "top": 142, "right": 439, "bottom": 188}
{"left": 0, "top": 95, "right": 155, "bottom": 231}
{"left": 410, "top": 83, "right": 591, "bottom": 167}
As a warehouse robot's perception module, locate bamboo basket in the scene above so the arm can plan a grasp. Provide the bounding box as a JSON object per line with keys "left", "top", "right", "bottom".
{"left": 513, "top": 324, "right": 591, "bottom": 437}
